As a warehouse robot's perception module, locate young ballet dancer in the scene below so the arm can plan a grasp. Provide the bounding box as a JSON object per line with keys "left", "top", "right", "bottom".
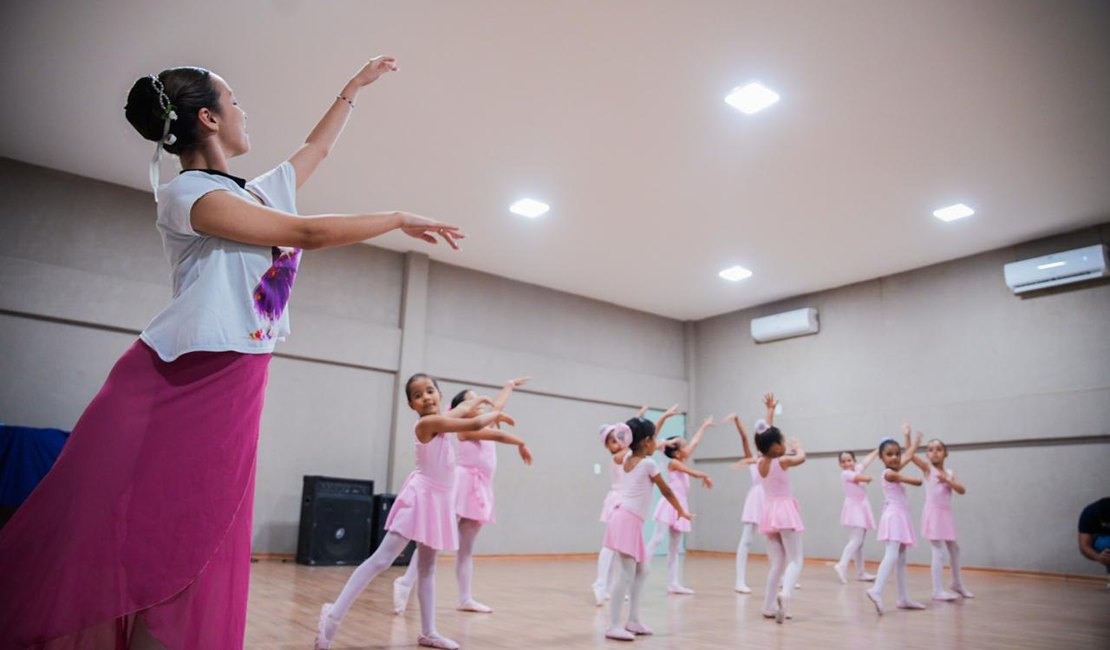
{"left": 865, "top": 428, "right": 924, "bottom": 615}
{"left": 604, "top": 416, "right": 692, "bottom": 641}
{"left": 733, "top": 393, "right": 778, "bottom": 594}
{"left": 393, "top": 378, "right": 534, "bottom": 615}
{"left": 754, "top": 423, "right": 807, "bottom": 624}
{"left": 646, "top": 416, "right": 716, "bottom": 595}
{"left": 833, "top": 447, "right": 880, "bottom": 583}
{"left": 909, "top": 433, "right": 974, "bottom": 600}
{"left": 315, "top": 374, "right": 518, "bottom": 650}
{"left": 592, "top": 405, "right": 679, "bottom": 606}
{"left": 0, "top": 58, "right": 462, "bottom": 648}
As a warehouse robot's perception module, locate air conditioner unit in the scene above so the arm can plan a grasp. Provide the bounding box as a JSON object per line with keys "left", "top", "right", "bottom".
{"left": 751, "top": 308, "right": 819, "bottom": 343}
{"left": 1003, "top": 244, "right": 1109, "bottom": 294}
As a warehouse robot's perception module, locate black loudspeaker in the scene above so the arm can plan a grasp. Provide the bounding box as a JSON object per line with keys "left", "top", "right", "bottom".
{"left": 371, "top": 493, "right": 417, "bottom": 566}
{"left": 296, "top": 476, "right": 373, "bottom": 566}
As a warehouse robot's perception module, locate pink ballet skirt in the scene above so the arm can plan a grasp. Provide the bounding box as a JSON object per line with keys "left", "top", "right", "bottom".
{"left": 740, "top": 464, "right": 764, "bottom": 525}
{"left": 758, "top": 459, "right": 805, "bottom": 535}
{"left": 877, "top": 472, "right": 916, "bottom": 546}
{"left": 604, "top": 507, "right": 647, "bottom": 563}
{"left": 841, "top": 498, "right": 876, "bottom": 530}
{"left": 386, "top": 430, "right": 459, "bottom": 551}
{"left": 455, "top": 439, "right": 496, "bottom": 524}
{"left": 652, "top": 470, "right": 691, "bottom": 533}
{"left": 0, "top": 340, "right": 270, "bottom": 649}
{"left": 921, "top": 469, "right": 957, "bottom": 541}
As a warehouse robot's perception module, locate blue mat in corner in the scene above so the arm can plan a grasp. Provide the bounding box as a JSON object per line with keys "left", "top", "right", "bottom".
{"left": 0, "top": 425, "right": 70, "bottom": 507}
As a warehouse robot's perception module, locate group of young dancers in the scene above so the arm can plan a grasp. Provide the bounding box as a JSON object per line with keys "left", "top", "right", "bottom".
{"left": 593, "top": 394, "right": 974, "bottom": 640}
{"left": 313, "top": 377, "right": 973, "bottom": 648}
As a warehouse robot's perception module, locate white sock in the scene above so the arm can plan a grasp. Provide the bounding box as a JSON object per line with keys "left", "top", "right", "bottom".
{"left": 628, "top": 558, "right": 649, "bottom": 624}
{"left": 779, "top": 530, "right": 803, "bottom": 601}
{"left": 947, "top": 541, "right": 965, "bottom": 589}
{"left": 609, "top": 554, "right": 636, "bottom": 630}
{"left": 763, "top": 533, "right": 786, "bottom": 613}
{"left": 871, "top": 540, "right": 901, "bottom": 600}
{"left": 736, "top": 522, "right": 755, "bottom": 588}
{"left": 595, "top": 546, "right": 615, "bottom": 596}
{"left": 667, "top": 528, "right": 684, "bottom": 588}
{"left": 455, "top": 517, "right": 483, "bottom": 605}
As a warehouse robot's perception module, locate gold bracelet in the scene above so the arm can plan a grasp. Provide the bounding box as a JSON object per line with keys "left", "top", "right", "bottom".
{"left": 337, "top": 94, "right": 355, "bottom": 108}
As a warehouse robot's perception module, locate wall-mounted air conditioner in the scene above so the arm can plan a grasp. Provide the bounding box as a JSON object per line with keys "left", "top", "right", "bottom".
{"left": 750, "top": 308, "right": 819, "bottom": 343}
{"left": 1003, "top": 244, "right": 1109, "bottom": 294}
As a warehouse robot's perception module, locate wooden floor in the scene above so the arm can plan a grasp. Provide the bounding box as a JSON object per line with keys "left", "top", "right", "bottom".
{"left": 246, "top": 553, "right": 1109, "bottom": 649}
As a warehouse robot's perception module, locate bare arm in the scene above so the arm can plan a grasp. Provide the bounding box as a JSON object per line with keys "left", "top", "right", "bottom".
{"left": 779, "top": 438, "right": 807, "bottom": 469}
{"left": 858, "top": 447, "right": 881, "bottom": 472}
{"left": 669, "top": 459, "right": 713, "bottom": 488}
{"left": 686, "top": 416, "right": 714, "bottom": 457}
{"left": 851, "top": 473, "right": 874, "bottom": 484}
{"left": 458, "top": 427, "right": 533, "bottom": 465}
{"left": 1078, "top": 533, "right": 1110, "bottom": 566}
{"left": 903, "top": 425, "right": 929, "bottom": 473}
{"left": 191, "top": 192, "right": 462, "bottom": 251}
{"left": 763, "top": 393, "right": 778, "bottom": 427}
{"left": 415, "top": 410, "right": 513, "bottom": 442}
{"left": 884, "top": 469, "right": 922, "bottom": 486}
{"left": 651, "top": 473, "right": 693, "bottom": 520}
{"left": 635, "top": 405, "right": 649, "bottom": 418}
{"left": 287, "top": 57, "right": 398, "bottom": 189}
{"left": 653, "top": 404, "right": 680, "bottom": 435}
{"left": 725, "top": 414, "right": 753, "bottom": 460}
{"left": 936, "top": 469, "right": 966, "bottom": 495}
{"left": 894, "top": 429, "right": 922, "bottom": 472}
{"left": 492, "top": 377, "right": 531, "bottom": 412}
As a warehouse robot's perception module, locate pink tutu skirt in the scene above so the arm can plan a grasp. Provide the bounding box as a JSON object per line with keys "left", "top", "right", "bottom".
{"left": 652, "top": 493, "right": 691, "bottom": 533}
{"left": 921, "top": 505, "right": 957, "bottom": 541}
{"left": 386, "top": 473, "right": 459, "bottom": 551}
{"left": 455, "top": 466, "right": 495, "bottom": 524}
{"left": 759, "top": 496, "right": 805, "bottom": 535}
{"left": 841, "top": 497, "right": 876, "bottom": 530}
{"left": 0, "top": 340, "right": 270, "bottom": 649}
{"left": 599, "top": 489, "right": 621, "bottom": 523}
{"left": 741, "top": 485, "right": 764, "bottom": 524}
{"left": 604, "top": 507, "right": 647, "bottom": 563}
{"left": 877, "top": 504, "right": 916, "bottom": 546}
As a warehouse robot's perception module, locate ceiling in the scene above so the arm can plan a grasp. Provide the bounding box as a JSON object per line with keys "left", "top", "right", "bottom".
{"left": 2, "top": 0, "right": 1108, "bottom": 320}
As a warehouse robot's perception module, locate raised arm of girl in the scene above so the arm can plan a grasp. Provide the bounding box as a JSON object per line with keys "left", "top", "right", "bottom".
{"left": 288, "top": 56, "right": 399, "bottom": 189}
{"left": 779, "top": 438, "right": 807, "bottom": 469}
{"left": 492, "top": 377, "right": 531, "bottom": 411}
{"left": 904, "top": 424, "right": 931, "bottom": 475}
{"left": 685, "top": 416, "right": 715, "bottom": 457}
{"left": 654, "top": 404, "right": 680, "bottom": 434}
{"left": 858, "top": 446, "right": 881, "bottom": 473}
{"left": 762, "top": 393, "right": 779, "bottom": 427}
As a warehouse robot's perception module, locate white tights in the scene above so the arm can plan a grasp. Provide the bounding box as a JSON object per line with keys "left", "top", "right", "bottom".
{"left": 400, "top": 517, "right": 485, "bottom": 605}
{"left": 837, "top": 527, "right": 868, "bottom": 577}
{"left": 645, "top": 525, "right": 685, "bottom": 588}
{"left": 326, "top": 533, "right": 441, "bottom": 639}
{"left": 763, "top": 530, "right": 803, "bottom": 612}
{"left": 872, "top": 540, "right": 910, "bottom": 602}
{"left": 609, "top": 553, "right": 648, "bottom": 630}
{"left": 735, "top": 522, "right": 757, "bottom": 588}
{"left": 930, "top": 540, "right": 965, "bottom": 594}
{"left": 594, "top": 546, "right": 621, "bottom": 596}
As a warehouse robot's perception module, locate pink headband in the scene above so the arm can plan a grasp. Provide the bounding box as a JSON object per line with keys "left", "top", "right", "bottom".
{"left": 600, "top": 423, "right": 632, "bottom": 449}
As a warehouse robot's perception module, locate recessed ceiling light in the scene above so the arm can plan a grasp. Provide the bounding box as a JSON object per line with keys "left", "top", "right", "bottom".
{"left": 725, "top": 82, "right": 780, "bottom": 114}
{"left": 933, "top": 203, "right": 974, "bottom": 222}
{"left": 719, "top": 265, "right": 753, "bottom": 282}
{"left": 509, "top": 199, "right": 550, "bottom": 218}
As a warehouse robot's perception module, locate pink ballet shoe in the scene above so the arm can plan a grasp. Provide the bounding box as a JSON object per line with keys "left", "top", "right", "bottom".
{"left": 857, "top": 572, "right": 877, "bottom": 582}
{"left": 458, "top": 598, "right": 493, "bottom": 613}
{"left": 833, "top": 563, "right": 848, "bottom": 584}
{"left": 950, "top": 584, "right": 975, "bottom": 598}
{"left": 932, "top": 590, "right": 960, "bottom": 601}
{"left": 865, "top": 589, "right": 884, "bottom": 616}
{"left": 605, "top": 627, "right": 635, "bottom": 641}
{"left": 761, "top": 610, "right": 777, "bottom": 619}
{"left": 314, "top": 603, "right": 334, "bottom": 650}
{"left": 418, "top": 633, "right": 460, "bottom": 649}
{"left": 393, "top": 577, "right": 413, "bottom": 615}
{"left": 667, "top": 584, "right": 695, "bottom": 595}
{"left": 897, "top": 599, "right": 927, "bottom": 610}
{"left": 625, "top": 621, "right": 654, "bottom": 635}
{"left": 774, "top": 594, "right": 788, "bottom": 624}
{"left": 734, "top": 584, "right": 752, "bottom": 594}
